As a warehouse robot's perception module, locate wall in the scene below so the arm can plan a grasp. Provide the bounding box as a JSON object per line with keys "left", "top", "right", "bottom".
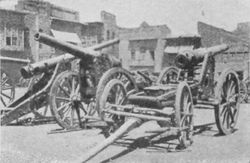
{"left": 16, "top": 0, "right": 79, "bottom": 22}
{"left": 118, "top": 22, "right": 171, "bottom": 72}
{"left": 0, "top": 60, "right": 28, "bottom": 84}
{"left": 198, "top": 21, "right": 250, "bottom": 79}
{"left": 101, "top": 11, "right": 119, "bottom": 57}
{"left": 0, "top": 10, "right": 30, "bottom": 59}
{"left": 162, "top": 37, "right": 201, "bottom": 68}
{"left": 0, "top": 9, "right": 32, "bottom": 84}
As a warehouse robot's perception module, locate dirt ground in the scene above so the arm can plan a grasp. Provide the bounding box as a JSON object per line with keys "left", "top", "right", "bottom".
{"left": 0, "top": 88, "right": 250, "bottom": 163}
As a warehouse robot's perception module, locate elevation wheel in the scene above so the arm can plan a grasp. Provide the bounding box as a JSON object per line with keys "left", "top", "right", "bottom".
{"left": 215, "top": 69, "right": 240, "bottom": 135}
{"left": 175, "top": 82, "right": 193, "bottom": 148}
{"left": 99, "top": 79, "right": 127, "bottom": 137}
{"left": 0, "top": 70, "right": 15, "bottom": 107}
{"left": 49, "top": 71, "right": 88, "bottom": 129}
{"left": 157, "top": 66, "right": 179, "bottom": 84}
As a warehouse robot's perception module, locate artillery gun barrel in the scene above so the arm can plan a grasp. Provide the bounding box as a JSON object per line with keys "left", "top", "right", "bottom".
{"left": 175, "top": 44, "right": 229, "bottom": 69}
{"left": 20, "top": 53, "right": 74, "bottom": 78}
{"left": 34, "top": 33, "right": 100, "bottom": 57}
{"left": 77, "top": 118, "right": 142, "bottom": 163}
{"left": 21, "top": 33, "right": 120, "bottom": 78}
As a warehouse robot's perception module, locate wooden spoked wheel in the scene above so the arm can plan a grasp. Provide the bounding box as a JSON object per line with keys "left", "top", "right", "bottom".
{"left": 175, "top": 82, "right": 193, "bottom": 148}
{"left": 96, "top": 67, "right": 137, "bottom": 114}
{"left": 157, "top": 66, "right": 179, "bottom": 84}
{"left": 50, "top": 71, "right": 88, "bottom": 129}
{"left": 244, "top": 79, "right": 250, "bottom": 103}
{"left": 0, "top": 70, "right": 15, "bottom": 107}
{"left": 99, "top": 79, "right": 127, "bottom": 137}
{"left": 215, "top": 69, "right": 240, "bottom": 135}
{"left": 239, "top": 80, "right": 248, "bottom": 103}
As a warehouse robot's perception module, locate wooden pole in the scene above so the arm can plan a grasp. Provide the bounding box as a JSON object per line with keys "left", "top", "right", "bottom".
{"left": 76, "top": 118, "right": 142, "bottom": 163}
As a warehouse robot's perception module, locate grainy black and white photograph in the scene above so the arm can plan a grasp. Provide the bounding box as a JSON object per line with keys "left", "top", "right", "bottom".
{"left": 0, "top": 0, "right": 250, "bottom": 162}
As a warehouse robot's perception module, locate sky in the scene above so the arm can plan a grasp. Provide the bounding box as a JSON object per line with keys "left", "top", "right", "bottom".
{"left": 1, "top": 0, "right": 250, "bottom": 35}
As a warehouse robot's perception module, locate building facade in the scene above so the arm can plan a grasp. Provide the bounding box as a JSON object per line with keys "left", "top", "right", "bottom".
{"left": 0, "top": 9, "right": 32, "bottom": 83}
{"left": 162, "top": 36, "right": 201, "bottom": 68}
{"left": 1, "top": 0, "right": 176, "bottom": 82}
{"left": 15, "top": 0, "right": 104, "bottom": 62}
{"left": 119, "top": 22, "right": 171, "bottom": 72}
{"left": 234, "top": 22, "right": 250, "bottom": 41}
{"left": 198, "top": 21, "right": 250, "bottom": 80}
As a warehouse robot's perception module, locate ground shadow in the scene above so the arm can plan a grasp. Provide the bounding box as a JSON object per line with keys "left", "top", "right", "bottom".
{"left": 100, "top": 122, "right": 220, "bottom": 162}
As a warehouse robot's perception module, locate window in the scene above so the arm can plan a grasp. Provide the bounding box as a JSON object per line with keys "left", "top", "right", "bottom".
{"left": 131, "top": 50, "right": 135, "bottom": 60}
{"left": 107, "top": 30, "right": 110, "bottom": 40}
{"left": 112, "top": 32, "right": 115, "bottom": 39}
{"left": 6, "top": 37, "right": 11, "bottom": 46}
{"left": 140, "top": 47, "right": 146, "bottom": 53}
{"left": 12, "top": 37, "right": 17, "bottom": 45}
{"left": 3, "top": 25, "right": 24, "bottom": 50}
{"left": 39, "top": 29, "right": 43, "bottom": 49}
{"left": 150, "top": 50, "right": 155, "bottom": 60}
{"left": 81, "top": 36, "right": 98, "bottom": 47}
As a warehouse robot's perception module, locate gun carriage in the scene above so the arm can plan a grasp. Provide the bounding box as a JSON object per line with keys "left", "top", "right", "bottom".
{"left": 79, "top": 44, "right": 240, "bottom": 162}
{"left": 0, "top": 56, "right": 31, "bottom": 108}
{"left": 1, "top": 33, "right": 139, "bottom": 129}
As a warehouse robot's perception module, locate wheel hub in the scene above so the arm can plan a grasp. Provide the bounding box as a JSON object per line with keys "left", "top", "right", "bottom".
{"left": 70, "top": 94, "right": 81, "bottom": 102}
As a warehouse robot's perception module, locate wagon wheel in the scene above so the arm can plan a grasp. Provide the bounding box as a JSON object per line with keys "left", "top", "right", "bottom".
{"left": 244, "top": 78, "right": 250, "bottom": 103}
{"left": 0, "top": 70, "right": 15, "bottom": 107}
{"left": 239, "top": 80, "right": 248, "bottom": 103}
{"left": 96, "top": 67, "right": 137, "bottom": 114}
{"left": 156, "top": 66, "right": 179, "bottom": 84}
{"left": 215, "top": 69, "right": 240, "bottom": 135}
{"left": 175, "top": 82, "right": 193, "bottom": 149}
{"left": 50, "top": 71, "right": 88, "bottom": 130}
{"left": 99, "top": 79, "right": 127, "bottom": 137}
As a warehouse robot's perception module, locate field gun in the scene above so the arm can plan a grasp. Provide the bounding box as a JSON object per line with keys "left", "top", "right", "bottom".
{"left": 21, "top": 33, "right": 120, "bottom": 79}
{"left": 175, "top": 44, "right": 228, "bottom": 69}
{"left": 79, "top": 44, "right": 240, "bottom": 162}
{"left": 1, "top": 32, "right": 138, "bottom": 129}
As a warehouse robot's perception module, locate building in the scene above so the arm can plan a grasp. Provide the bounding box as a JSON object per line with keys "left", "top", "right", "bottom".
{"left": 233, "top": 22, "right": 250, "bottom": 40}
{"left": 1, "top": 0, "right": 174, "bottom": 80}
{"left": 162, "top": 35, "right": 201, "bottom": 68}
{"left": 15, "top": 0, "right": 104, "bottom": 61}
{"left": 0, "top": 9, "right": 31, "bottom": 83}
{"left": 15, "top": 0, "right": 79, "bottom": 21}
{"left": 119, "top": 22, "right": 171, "bottom": 72}
{"left": 198, "top": 21, "right": 250, "bottom": 79}
{"left": 1, "top": 0, "right": 105, "bottom": 84}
